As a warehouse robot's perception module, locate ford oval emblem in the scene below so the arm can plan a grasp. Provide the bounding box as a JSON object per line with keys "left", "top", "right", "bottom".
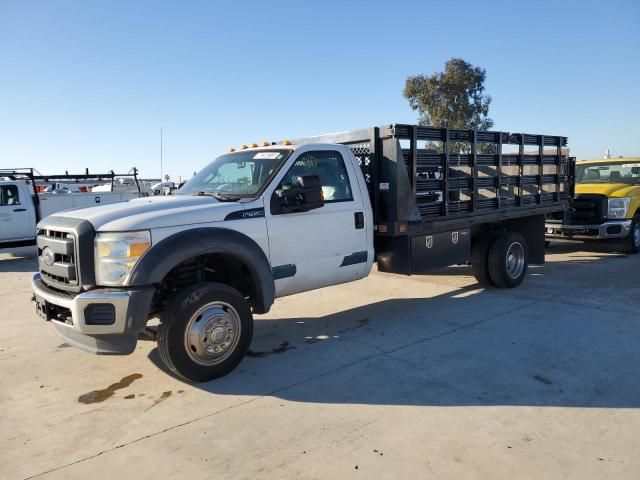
{"left": 42, "top": 247, "right": 55, "bottom": 267}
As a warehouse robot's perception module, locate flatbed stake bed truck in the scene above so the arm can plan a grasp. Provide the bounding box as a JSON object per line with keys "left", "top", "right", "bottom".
{"left": 31, "top": 124, "right": 574, "bottom": 381}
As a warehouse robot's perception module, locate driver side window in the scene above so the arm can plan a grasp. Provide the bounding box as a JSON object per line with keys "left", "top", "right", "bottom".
{"left": 0, "top": 185, "right": 20, "bottom": 206}
{"left": 278, "top": 150, "right": 353, "bottom": 203}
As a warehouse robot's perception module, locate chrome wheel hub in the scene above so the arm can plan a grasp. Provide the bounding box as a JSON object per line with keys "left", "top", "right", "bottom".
{"left": 184, "top": 302, "right": 241, "bottom": 366}
{"left": 505, "top": 242, "right": 525, "bottom": 279}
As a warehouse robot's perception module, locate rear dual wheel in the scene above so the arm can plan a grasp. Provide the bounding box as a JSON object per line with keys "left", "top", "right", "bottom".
{"left": 472, "top": 232, "right": 529, "bottom": 288}
{"left": 471, "top": 235, "right": 494, "bottom": 286}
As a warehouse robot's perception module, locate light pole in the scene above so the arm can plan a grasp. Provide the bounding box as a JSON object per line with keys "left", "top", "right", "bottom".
{"left": 160, "top": 128, "right": 164, "bottom": 196}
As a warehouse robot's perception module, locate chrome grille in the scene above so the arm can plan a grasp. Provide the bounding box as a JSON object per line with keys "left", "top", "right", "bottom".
{"left": 37, "top": 228, "right": 79, "bottom": 288}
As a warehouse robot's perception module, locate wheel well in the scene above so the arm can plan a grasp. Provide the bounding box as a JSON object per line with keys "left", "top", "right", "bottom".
{"left": 150, "top": 253, "right": 257, "bottom": 315}
{"left": 470, "top": 215, "right": 545, "bottom": 265}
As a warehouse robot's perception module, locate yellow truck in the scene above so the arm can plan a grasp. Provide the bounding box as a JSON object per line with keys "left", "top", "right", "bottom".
{"left": 545, "top": 157, "right": 640, "bottom": 253}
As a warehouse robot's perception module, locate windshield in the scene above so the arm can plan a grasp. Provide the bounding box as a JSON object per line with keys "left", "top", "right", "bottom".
{"left": 178, "top": 149, "right": 292, "bottom": 198}
{"left": 576, "top": 162, "right": 640, "bottom": 185}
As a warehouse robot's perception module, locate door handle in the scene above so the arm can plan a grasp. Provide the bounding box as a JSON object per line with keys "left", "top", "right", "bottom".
{"left": 13, "top": 208, "right": 27, "bottom": 212}
{"left": 354, "top": 212, "right": 364, "bottom": 229}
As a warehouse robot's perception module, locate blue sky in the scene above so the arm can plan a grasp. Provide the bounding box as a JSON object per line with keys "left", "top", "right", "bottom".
{"left": 1, "top": 0, "right": 639, "bottom": 180}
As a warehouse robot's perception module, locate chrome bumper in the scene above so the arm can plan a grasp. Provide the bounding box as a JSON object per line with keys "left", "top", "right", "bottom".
{"left": 32, "top": 273, "right": 131, "bottom": 334}
{"left": 31, "top": 273, "right": 154, "bottom": 354}
{"left": 545, "top": 220, "right": 632, "bottom": 240}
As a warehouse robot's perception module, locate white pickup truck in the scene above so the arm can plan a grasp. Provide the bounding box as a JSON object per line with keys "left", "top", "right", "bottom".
{"left": 1, "top": 170, "right": 141, "bottom": 248}
{"left": 31, "top": 125, "right": 574, "bottom": 381}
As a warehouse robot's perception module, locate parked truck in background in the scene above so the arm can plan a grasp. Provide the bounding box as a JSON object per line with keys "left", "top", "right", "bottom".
{"left": 0, "top": 168, "right": 143, "bottom": 249}
{"left": 151, "top": 181, "right": 176, "bottom": 196}
{"left": 545, "top": 157, "right": 640, "bottom": 253}
{"left": 31, "top": 124, "right": 574, "bottom": 381}
{"left": 92, "top": 176, "right": 154, "bottom": 196}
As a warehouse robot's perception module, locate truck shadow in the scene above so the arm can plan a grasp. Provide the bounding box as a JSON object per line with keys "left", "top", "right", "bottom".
{"left": 423, "top": 241, "right": 630, "bottom": 279}
{"left": 0, "top": 247, "right": 38, "bottom": 273}
{"left": 148, "top": 251, "right": 640, "bottom": 408}
{"left": 545, "top": 240, "right": 631, "bottom": 256}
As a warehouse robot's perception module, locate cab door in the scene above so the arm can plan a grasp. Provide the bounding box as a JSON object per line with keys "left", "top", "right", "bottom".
{"left": 0, "top": 184, "right": 33, "bottom": 242}
{"left": 265, "top": 147, "right": 369, "bottom": 297}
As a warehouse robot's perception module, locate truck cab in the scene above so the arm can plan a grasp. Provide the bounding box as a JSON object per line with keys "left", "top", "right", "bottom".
{"left": 32, "top": 143, "right": 374, "bottom": 380}
{"left": 545, "top": 158, "right": 640, "bottom": 253}
{"left": 175, "top": 143, "right": 375, "bottom": 297}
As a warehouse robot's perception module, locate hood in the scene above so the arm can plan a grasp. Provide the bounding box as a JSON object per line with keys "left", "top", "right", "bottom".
{"left": 50, "top": 195, "right": 254, "bottom": 231}
{"left": 576, "top": 183, "right": 640, "bottom": 198}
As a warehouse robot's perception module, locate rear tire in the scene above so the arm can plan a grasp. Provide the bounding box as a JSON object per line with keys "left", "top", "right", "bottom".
{"left": 622, "top": 214, "right": 640, "bottom": 254}
{"left": 471, "top": 235, "right": 494, "bottom": 286}
{"left": 157, "top": 282, "right": 253, "bottom": 382}
{"left": 488, "top": 232, "right": 529, "bottom": 288}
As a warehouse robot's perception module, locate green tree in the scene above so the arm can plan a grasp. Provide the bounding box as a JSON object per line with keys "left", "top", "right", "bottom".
{"left": 403, "top": 58, "right": 493, "bottom": 131}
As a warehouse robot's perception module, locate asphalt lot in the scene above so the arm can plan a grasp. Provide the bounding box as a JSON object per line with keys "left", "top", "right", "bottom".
{"left": 1, "top": 242, "right": 639, "bottom": 480}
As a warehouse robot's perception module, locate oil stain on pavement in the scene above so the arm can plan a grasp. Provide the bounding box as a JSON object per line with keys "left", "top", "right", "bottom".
{"left": 77, "top": 373, "right": 143, "bottom": 404}
{"left": 144, "top": 390, "right": 172, "bottom": 411}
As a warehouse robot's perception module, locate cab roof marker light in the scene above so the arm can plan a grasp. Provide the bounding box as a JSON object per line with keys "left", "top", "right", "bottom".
{"left": 250, "top": 143, "right": 258, "bottom": 148}
{"left": 240, "top": 144, "right": 249, "bottom": 150}
{"left": 261, "top": 141, "right": 271, "bottom": 147}
{"left": 281, "top": 139, "right": 293, "bottom": 145}
{"left": 228, "top": 147, "right": 236, "bottom": 152}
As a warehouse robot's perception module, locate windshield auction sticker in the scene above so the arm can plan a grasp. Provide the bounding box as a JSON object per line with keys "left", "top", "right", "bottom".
{"left": 253, "top": 152, "right": 281, "bottom": 160}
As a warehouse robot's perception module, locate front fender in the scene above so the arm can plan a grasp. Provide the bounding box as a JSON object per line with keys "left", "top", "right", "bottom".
{"left": 128, "top": 228, "right": 275, "bottom": 313}
{"left": 630, "top": 196, "right": 640, "bottom": 219}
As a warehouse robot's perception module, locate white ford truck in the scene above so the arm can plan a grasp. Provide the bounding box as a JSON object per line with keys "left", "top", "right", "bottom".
{"left": 1, "top": 168, "right": 143, "bottom": 249}
{"left": 31, "top": 125, "right": 574, "bottom": 381}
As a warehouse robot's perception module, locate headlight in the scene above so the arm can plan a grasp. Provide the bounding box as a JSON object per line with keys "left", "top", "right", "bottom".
{"left": 607, "top": 198, "right": 630, "bottom": 219}
{"left": 95, "top": 231, "right": 151, "bottom": 286}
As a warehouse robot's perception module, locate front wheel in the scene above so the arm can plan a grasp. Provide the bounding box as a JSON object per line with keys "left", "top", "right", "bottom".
{"left": 488, "top": 232, "right": 529, "bottom": 288}
{"left": 622, "top": 214, "right": 640, "bottom": 254}
{"left": 157, "top": 283, "right": 253, "bottom": 382}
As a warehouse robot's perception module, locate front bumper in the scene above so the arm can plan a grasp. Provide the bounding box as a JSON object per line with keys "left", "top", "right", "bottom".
{"left": 31, "top": 273, "right": 154, "bottom": 354}
{"left": 545, "top": 220, "right": 632, "bottom": 240}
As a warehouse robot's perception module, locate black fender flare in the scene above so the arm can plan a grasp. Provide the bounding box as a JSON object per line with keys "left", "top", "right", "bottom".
{"left": 128, "top": 228, "right": 275, "bottom": 314}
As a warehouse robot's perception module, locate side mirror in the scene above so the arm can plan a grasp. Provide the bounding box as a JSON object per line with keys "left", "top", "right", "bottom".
{"left": 272, "top": 175, "right": 324, "bottom": 214}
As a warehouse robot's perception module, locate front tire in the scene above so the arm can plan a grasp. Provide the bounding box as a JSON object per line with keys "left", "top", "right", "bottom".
{"left": 622, "top": 214, "right": 640, "bottom": 254}
{"left": 157, "top": 283, "right": 253, "bottom": 382}
{"left": 488, "top": 232, "right": 529, "bottom": 288}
